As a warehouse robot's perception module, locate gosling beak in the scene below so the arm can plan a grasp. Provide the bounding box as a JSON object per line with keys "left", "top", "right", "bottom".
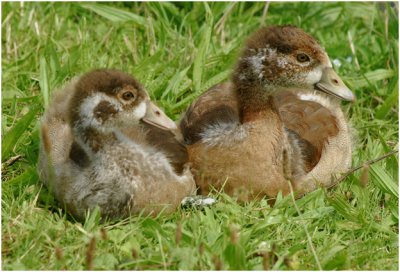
{"left": 315, "top": 67, "right": 355, "bottom": 101}
{"left": 141, "top": 101, "right": 177, "bottom": 130}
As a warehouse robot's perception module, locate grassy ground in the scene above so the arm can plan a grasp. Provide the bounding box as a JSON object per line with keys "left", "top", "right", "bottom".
{"left": 1, "top": 2, "right": 398, "bottom": 270}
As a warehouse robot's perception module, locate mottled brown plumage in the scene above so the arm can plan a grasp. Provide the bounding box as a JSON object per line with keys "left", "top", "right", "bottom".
{"left": 180, "top": 25, "right": 354, "bottom": 200}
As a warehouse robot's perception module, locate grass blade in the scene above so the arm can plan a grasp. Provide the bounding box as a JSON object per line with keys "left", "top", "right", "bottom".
{"left": 161, "top": 66, "right": 191, "bottom": 100}
{"left": 201, "top": 69, "right": 231, "bottom": 92}
{"left": 2, "top": 166, "right": 38, "bottom": 195}
{"left": 192, "top": 3, "right": 213, "bottom": 92}
{"left": 327, "top": 195, "right": 358, "bottom": 222}
{"left": 369, "top": 164, "right": 398, "bottom": 198}
{"left": 2, "top": 105, "right": 39, "bottom": 159}
{"left": 39, "top": 56, "right": 49, "bottom": 108}
{"left": 346, "top": 69, "right": 395, "bottom": 89}
{"left": 375, "top": 81, "right": 398, "bottom": 119}
{"left": 80, "top": 3, "right": 147, "bottom": 26}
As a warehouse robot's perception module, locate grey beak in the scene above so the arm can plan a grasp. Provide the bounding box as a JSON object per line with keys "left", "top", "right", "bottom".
{"left": 315, "top": 68, "right": 355, "bottom": 101}
{"left": 141, "top": 101, "right": 177, "bottom": 130}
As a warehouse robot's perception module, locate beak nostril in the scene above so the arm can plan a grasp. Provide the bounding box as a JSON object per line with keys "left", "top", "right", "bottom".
{"left": 332, "top": 79, "right": 339, "bottom": 85}
{"left": 155, "top": 111, "right": 161, "bottom": 116}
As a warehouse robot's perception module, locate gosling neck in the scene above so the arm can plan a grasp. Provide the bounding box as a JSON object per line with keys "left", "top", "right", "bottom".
{"left": 235, "top": 82, "right": 280, "bottom": 124}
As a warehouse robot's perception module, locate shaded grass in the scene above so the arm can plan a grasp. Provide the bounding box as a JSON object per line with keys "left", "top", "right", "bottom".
{"left": 1, "top": 2, "right": 398, "bottom": 270}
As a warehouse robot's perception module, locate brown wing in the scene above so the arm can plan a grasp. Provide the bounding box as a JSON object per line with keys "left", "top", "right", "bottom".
{"left": 179, "top": 82, "right": 240, "bottom": 145}
{"left": 142, "top": 124, "right": 188, "bottom": 175}
{"left": 275, "top": 91, "right": 339, "bottom": 172}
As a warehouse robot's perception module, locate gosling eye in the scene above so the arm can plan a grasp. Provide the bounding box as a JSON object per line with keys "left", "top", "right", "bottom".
{"left": 296, "top": 53, "right": 310, "bottom": 63}
{"left": 122, "top": 91, "right": 135, "bottom": 101}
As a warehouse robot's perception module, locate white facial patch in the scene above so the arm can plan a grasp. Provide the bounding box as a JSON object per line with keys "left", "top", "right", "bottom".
{"left": 132, "top": 101, "right": 146, "bottom": 120}
{"left": 116, "top": 101, "right": 147, "bottom": 128}
{"left": 78, "top": 92, "right": 121, "bottom": 130}
{"left": 303, "top": 67, "right": 323, "bottom": 85}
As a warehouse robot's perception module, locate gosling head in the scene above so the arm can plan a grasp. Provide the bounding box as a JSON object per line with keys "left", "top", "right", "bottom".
{"left": 69, "top": 69, "right": 176, "bottom": 135}
{"left": 233, "top": 25, "right": 354, "bottom": 102}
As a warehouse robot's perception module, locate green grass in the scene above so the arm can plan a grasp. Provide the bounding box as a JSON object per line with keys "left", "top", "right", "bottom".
{"left": 1, "top": 2, "right": 398, "bottom": 270}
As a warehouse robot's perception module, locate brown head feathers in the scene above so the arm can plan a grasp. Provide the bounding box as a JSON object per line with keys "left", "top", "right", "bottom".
{"left": 245, "top": 25, "right": 322, "bottom": 55}
{"left": 233, "top": 25, "right": 331, "bottom": 91}
{"left": 75, "top": 69, "right": 146, "bottom": 97}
